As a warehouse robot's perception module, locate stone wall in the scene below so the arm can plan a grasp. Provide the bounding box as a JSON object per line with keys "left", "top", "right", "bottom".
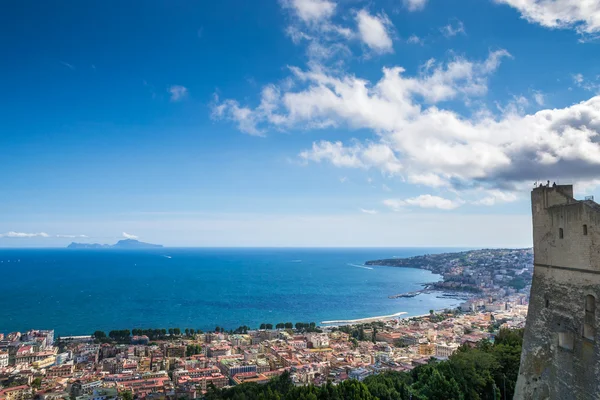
{"left": 515, "top": 185, "right": 600, "bottom": 399}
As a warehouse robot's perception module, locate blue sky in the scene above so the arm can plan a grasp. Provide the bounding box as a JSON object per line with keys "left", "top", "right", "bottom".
{"left": 2, "top": 0, "right": 600, "bottom": 247}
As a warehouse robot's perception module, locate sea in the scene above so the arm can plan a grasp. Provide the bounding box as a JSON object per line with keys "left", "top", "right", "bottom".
{"left": 0, "top": 247, "right": 469, "bottom": 336}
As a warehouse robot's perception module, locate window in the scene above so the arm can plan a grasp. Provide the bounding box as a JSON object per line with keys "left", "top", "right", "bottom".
{"left": 586, "top": 295, "right": 596, "bottom": 313}
{"left": 584, "top": 324, "right": 595, "bottom": 340}
{"left": 558, "top": 332, "right": 574, "bottom": 350}
{"left": 584, "top": 295, "right": 596, "bottom": 341}
{"left": 584, "top": 224, "right": 588, "bottom": 235}
{"left": 559, "top": 228, "right": 564, "bottom": 239}
{"left": 545, "top": 298, "right": 550, "bottom": 308}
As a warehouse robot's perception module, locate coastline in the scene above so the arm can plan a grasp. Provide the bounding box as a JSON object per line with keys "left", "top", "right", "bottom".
{"left": 321, "top": 311, "right": 408, "bottom": 325}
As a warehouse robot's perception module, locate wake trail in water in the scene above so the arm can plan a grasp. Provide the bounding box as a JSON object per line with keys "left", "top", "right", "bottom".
{"left": 347, "top": 263, "right": 373, "bottom": 270}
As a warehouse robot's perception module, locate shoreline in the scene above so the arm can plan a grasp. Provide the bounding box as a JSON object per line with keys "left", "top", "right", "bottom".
{"left": 321, "top": 311, "right": 408, "bottom": 325}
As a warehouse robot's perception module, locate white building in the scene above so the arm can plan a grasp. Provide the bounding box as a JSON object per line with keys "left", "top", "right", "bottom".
{"left": 306, "top": 333, "right": 329, "bottom": 349}
{"left": 0, "top": 351, "right": 9, "bottom": 367}
{"left": 435, "top": 343, "right": 459, "bottom": 358}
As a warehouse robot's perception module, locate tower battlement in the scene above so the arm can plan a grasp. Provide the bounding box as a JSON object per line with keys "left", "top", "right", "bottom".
{"left": 515, "top": 184, "right": 600, "bottom": 399}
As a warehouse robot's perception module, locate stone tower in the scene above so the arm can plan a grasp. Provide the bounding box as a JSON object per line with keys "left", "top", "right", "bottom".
{"left": 515, "top": 184, "right": 600, "bottom": 399}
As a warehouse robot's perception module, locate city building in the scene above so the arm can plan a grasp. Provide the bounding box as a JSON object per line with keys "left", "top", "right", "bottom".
{"left": 0, "top": 386, "right": 32, "bottom": 400}
{"left": 435, "top": 343, "right": 459, "bottom": 358}
{"left": 0, "top": 351, "right": 9, "bottom": 367}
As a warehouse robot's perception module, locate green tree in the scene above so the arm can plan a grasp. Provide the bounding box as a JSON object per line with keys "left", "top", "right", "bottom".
{"left": 412, "top": 364, "right": 463, "bottom": 400}
{"left": 31, "top": 377, "right": 42, "bottom": 389}
{"left": 120, "top": 391, "right": 133, "bottom": 400}
{"left": 93, "top": 330, "right": 106, "bottom": 340}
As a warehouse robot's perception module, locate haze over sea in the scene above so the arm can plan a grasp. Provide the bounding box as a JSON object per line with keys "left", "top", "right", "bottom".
{"left": 0, "top": 248, "right": 467, "bottom": 335}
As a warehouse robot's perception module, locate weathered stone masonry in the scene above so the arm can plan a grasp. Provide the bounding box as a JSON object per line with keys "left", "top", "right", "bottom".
{"left": 515, "top": 185, "right": 600, "bottom": 399}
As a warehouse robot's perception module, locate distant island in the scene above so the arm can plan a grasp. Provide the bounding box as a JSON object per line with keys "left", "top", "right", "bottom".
{"left": 67, "top": 239, "right": 163, "bottom": 249}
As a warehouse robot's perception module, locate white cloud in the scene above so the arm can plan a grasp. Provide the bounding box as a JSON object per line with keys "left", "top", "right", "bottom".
{"left": 533, "top": 91, "right": 545, "bottom": 106}
{"left": 493, "top": 0, "right": 600, "bottom": 36}
{"left": 384, "top": 195, "right": 464, "bottom": 211}
{"left": 283, "top": 0, "right": 336, "bottom": 23}
{"left": 356, "top": 10, "right": 394, "bottom": 53}
{"left": 339, "top": 176, "right": 348, "bottom": 183}
{"left": 300, "top": 141, "right": 364, "bottom": 168}
{"left": 403, "top": 0, "right": 427, "bottom": 12}
{"left": 441, "top": 20, "right": 466, "bottom": 37}
{"left": 56, "top": 234, "right": 89, "bottom": 238}
{"left": 281, "top": 0, "right": 354, "bottom": 63}
{"left": 0, "top": 231, "right": 50, "bottom": 238}
{"left": 215, "top": 48, "right": 600, "bottom": 193}
{"left": 122, "top": 232, "right": 139, "bottom": 240}
{"left": 572, "top": 73, "right": 600, "bottom": 93}
{"left": 299, "top": 141, "right": 402, "bottom": 175}
{"left": 360, "top": 208, "right": 378, "bottom": 214}
{"left": 211, "top": 95, "right": 266, "bottom": 136}
{"left": 472, "top": 189, "right": 519, "bottom": 206}
{"left": 0, "top": 232, "right": 90, "bottom": 239}
{"left": 60, "top": 61, "right": 75, "bottom": 70}
{"left": 407, "top": 35, "right": 424, "bottom": 45}
{"left": 168, "top": 85, "right": 188, "bottom": 102}
{"left": 407, "top": 173, "right": 449, "bottom": 188}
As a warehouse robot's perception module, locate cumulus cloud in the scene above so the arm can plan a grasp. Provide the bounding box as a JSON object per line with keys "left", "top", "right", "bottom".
{"left": 214, "top": 46, "right": 600, "bottom": 194}
{"left": 60, "top": 61, "right": 75, "bottom": 70}
{"left": 211, "top": 94, "right": 266, "bottom": 136}
{"left": 214, "top": 50, "right": 512, "bottom": 138}
{"left": 533, "top": 91, "right": 545, "bottom": 106}
{"left": 355, "top": 10, "right": 394, "bottom": 53}
{"left": 384, "top": 195, "right": 464, "bottom": 211}
{"left": 472, "top": 189, "right": 519, "bottom": 206}
{"left": 441, "top": 20, "right": 466, "bottom": 37}
{"left": 55, "top": 234, "right": 89, "bottom": 238}
{"left": 0, "top": 232, "right": 88, "bottom": 239}
{"left": 299, "top": 141, "right": 402, "bottom": 175}
{"left": 407, "top": 35, "right": 424, "bottom": 45}
{"left": 360, "top": 208, "right": 378, "bottom": 214}
{"left": 572, "top": 73, "right": 600, "bottom": 93}
{"left": 403, "top": 0, "right": 427, "bottom": 12}
{"left": 493, "top": 0, "right": 600, "bottom": 36}
{"left": 168, "top": 85, "right": 188, "bottom": 102}
{"left": 212, "top": 1, "right": 600, "bottom": 200}
{"left": 0, "top": 232, "right": 50, "bottom": 238}
{"left": 282, "top": 0, "right": 336, "bottom": 23}
{"left": 122, "top": 232, "right": 139, "bottom": 240}
{"left": 281, "top": 0, "right": 354, "bottom": 63}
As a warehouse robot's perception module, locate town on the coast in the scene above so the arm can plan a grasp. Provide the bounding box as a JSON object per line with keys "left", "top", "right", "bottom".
{"left": 0, "top": 248, "right": 533, "bottom": 400}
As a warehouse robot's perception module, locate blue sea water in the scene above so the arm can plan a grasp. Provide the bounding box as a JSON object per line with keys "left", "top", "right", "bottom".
{"left": 0, "top": 248, "right": 467, "bottom": 335}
